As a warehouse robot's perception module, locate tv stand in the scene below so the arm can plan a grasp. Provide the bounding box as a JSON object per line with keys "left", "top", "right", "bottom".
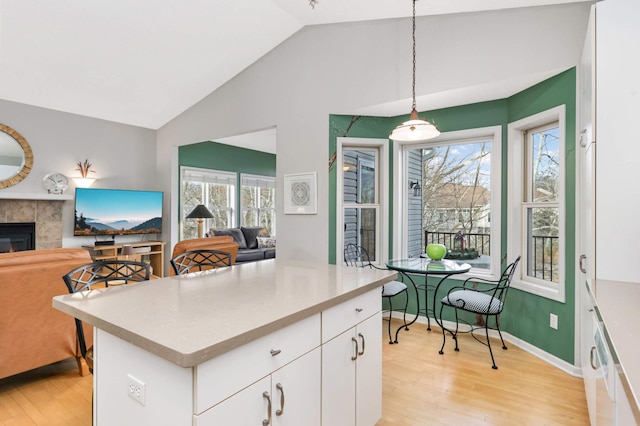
{"left": 82, "top": 241, "right": 166, "bottom": 277}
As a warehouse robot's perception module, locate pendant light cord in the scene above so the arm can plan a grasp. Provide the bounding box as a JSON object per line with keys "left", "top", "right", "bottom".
{"left": 411, "top": 0, "right": 417, "bottom": 111}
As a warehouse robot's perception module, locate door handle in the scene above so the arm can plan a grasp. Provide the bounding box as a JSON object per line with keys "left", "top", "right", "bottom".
{"left": 275, "top": 383, "right": 285, "bottom": 416}
{"left": 579, "top": 255, "right": 587, "bottom": 274}
{"left": 262, "top": 391, "right": 272, "bottom": 425}
{"left": 358, "top": 333, "right": 365, "bottom": 356}
{"left": 351, "top": 337, "right": 358, "bottom": 361}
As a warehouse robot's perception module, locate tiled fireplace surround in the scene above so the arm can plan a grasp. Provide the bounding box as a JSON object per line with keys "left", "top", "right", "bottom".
{"left": 0, "top": 199, "right": 64, "bottom": 249}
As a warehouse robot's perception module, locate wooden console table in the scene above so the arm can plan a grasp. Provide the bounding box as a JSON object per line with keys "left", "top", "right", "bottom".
{"left": 82, "top": 241, "right": 165, "bottom": 277}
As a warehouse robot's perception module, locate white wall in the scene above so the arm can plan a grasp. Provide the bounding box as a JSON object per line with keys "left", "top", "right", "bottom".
{"left": 595, "top": 0, "right": 640, "bottom": 282}
{"left": 157, "top": 4, "right": 591, "bottom": 262}
{"left": 0, "top": 98, "right": 157, "bottom": 247}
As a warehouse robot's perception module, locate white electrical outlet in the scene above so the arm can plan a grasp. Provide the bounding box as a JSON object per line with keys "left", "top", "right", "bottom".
{"left": 550, "top": 313, "right": 558, "bottom": 330}
{"left": 127, "top": 374, "right": 146, "bottom": 406}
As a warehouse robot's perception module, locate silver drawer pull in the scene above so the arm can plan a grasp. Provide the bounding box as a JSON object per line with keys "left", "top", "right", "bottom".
{"left": 270, "top": 349, "right": 281, "bottom": 356}
{"left": 358, "top": 333, "right": 365, "bottom": 356}
{"left": 263, "top": 391, "right": 272, "bottom": 425}
{"left": 355, "top": 308, "right": 363, "bottom": 313}
{"left": 276, "top": 383, "right": 285, "bottom": 416}
{"left": 351, "top": 337, "right": 358, "bottom": 361}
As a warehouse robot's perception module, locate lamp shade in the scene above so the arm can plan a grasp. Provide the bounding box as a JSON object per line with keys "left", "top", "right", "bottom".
{"left": 390, "top": 109, "right": 440, "bottom": 142}
{"left": 186, "top": 204, "right": 213, "bottom": 219}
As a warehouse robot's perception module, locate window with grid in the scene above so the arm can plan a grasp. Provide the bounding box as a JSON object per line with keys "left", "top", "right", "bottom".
{"left": 180, "top": 167, "right": 236, "bottom": 240}
{"left": 240, "top": 174, "right": 276, "bottom": 234}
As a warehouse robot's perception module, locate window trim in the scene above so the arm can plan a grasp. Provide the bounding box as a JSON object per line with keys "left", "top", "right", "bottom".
{"left": 336, "top": 137, "right": 389, "bottom": 266}
{"left": 180, "top": 166, "right": 237, "bottom": 239}
{"left": 507, "top": 105, "right": 566, "bottom": 302}
{"left": 392, "top": 125, "right": 502, "bottom": 279}
{"left": 240, "top": 173, "right": 276, "bottom": 231}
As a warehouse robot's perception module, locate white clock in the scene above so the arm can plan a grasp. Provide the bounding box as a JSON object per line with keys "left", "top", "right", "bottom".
{"left": 42, "top": 172, "right": 69, "bottom": 194}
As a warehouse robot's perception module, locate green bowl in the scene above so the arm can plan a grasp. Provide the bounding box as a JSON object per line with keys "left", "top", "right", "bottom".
{"left": 426, "top": 244, "right": 447, "bottom": 261}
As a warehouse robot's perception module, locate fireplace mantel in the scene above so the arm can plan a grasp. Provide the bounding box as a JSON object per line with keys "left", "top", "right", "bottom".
{"left": 0, "top": 192, "right": 73, "bottom": 200}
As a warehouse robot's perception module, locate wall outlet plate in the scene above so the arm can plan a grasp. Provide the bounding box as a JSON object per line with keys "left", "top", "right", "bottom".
{"left": 127, "top": 374, "right": 146, "bottom": 406}
{"left": 550, "top": 313, "right": 558, "bottom": 330}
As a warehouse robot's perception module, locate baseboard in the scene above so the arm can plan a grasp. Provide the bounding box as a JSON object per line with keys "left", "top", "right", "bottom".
{"left": 386, "top": 311, "right": 582, "bottom": 377}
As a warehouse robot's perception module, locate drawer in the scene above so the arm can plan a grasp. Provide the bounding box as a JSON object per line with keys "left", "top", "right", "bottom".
{"left": 321, "top": 288, "right": 381, "bottom": 343}
{"left": 194, "top": 313, "right": 320, "bottom": 414}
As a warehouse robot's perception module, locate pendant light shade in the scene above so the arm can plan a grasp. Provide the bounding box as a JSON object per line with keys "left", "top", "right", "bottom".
{"left": 390, "top": 0, "right": 440, "bottom": 142}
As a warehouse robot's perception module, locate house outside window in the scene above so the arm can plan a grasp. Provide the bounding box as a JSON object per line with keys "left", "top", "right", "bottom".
{"left": 180, "top": 166, "right": 236, "bottom": 240}
{"left": 336, "top": 137, "right": 389, "bottom": 265}
{"left": 508, "top": 106, "right": 565, "bottom": 302}
{"left": 394, "top": 126, "right": 502, "bottom": 277}
{"left": 240, "top": 174, "right": 276, "bottom": 234}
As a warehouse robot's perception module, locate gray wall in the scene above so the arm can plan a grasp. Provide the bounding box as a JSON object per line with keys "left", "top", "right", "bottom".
{"left": 156, "top": 4, "right": 590, "bottom": 262}
{"left": 0, "top": 98, "right": 157, "bottom": 247}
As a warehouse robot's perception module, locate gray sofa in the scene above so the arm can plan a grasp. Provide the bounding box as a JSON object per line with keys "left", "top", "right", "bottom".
{"left": 207, "top": 226, "right": 275, "bottom": 263}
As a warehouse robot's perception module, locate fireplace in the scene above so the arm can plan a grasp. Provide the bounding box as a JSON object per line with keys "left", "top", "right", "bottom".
{"left": 0, "top": 222, "right": 35, "bottom": 253}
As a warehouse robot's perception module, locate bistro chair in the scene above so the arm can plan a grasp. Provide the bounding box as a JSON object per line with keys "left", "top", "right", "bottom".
{"left": 62, "top": 260, "right": 151, "bottom": 374}
{"left": 344, "top": 243, "right": 409, "bottom": 344}
{"left": 438, "top": 256, "right": 520, "bottom": 369}
{"left": 170, "top": 249, "right": 232, "bottom": 275}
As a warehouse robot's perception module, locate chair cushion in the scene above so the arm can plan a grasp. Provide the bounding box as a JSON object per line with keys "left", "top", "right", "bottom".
{"left": 441, "top": 290, "right": 503, "bottom": 314}
{"left": 382, "top": 280, "right": 407, "bottom": 297}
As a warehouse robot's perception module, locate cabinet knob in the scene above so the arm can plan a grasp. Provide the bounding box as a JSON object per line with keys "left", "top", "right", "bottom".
{"left": 355, "top": 308, "right": 364, "bottom": 313}
{"left": 270, "top": 349, "right": 281, "bottom": 356}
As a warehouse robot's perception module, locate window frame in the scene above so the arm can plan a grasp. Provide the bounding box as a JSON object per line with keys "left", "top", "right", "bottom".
{"left": 240, "top": 173, "right": 276, "bottom": 233}
{"left": 392, "top": 126, "right": 502, "bottom": 279}
{"left": 180, "top": 166, "right": 237, "bottom": 240}
{"left": 507, "top": 105, "right": 566, "bottom": 302}
{"left": 336, "top": 137, "right": 389, "bottom": 266}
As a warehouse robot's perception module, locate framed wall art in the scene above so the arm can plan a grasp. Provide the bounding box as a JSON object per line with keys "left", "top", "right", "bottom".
{"left": 284, "top": 172, "right": 317, "bottom": 214}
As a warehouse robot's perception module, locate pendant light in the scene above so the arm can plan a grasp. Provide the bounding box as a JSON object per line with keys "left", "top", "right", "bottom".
{"left": 389, "top": 0, "right": 440, "bottom": 142}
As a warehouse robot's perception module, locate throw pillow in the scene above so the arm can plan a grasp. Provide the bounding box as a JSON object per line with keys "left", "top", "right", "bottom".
{"left": 211, "top": 228, "right": 248, "bottom": 249}
{"left": 241, "top": 227, "right": 270, "bottom": 249}
{"left": 257, "top": 236, "right": 276, "bottom": 248}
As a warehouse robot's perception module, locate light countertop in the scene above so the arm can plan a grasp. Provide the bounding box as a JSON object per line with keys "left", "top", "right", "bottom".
{"left": 593, "top": 279, "right": 640, "bottom": 416}
{"left": 52, "top": 259, "right": 397, "bottom": 368}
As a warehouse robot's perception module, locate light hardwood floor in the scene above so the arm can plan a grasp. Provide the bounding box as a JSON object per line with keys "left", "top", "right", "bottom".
{"left": 0, "top": 319, "right": 589, "bottom": 425}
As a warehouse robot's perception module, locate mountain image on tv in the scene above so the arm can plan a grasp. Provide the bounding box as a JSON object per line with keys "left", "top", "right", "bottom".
{"left": 74, "top": 188, "right": 163, "bottom": 236}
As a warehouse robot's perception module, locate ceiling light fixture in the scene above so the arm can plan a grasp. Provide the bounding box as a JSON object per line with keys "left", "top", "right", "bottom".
{"left": 389, "top": 0, "right": 440, "bottom": 142}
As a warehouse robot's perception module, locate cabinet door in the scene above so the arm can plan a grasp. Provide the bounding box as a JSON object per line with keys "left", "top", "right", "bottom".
{"left": 322, "top": 328, "right": 357, "bottom": 426}
{"left": 272, "top": 348, "right": 321, "bottom": 426}
{"left": 194, "top": 376, "right": 271, "bottom": 426}
{"left": 355, "top": 312, "right": 382, "bottom": 426}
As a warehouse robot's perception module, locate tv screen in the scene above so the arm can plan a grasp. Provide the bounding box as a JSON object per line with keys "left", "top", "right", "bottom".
{"left": 74, "top": 188, "right": 163, "bottom": 236}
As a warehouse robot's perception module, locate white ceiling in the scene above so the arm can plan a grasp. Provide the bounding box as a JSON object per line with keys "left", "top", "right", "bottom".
{"left": 0, "top": 0, "right": 589, "bottom": 138}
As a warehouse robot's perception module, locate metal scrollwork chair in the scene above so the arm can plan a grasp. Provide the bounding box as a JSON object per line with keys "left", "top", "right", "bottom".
{"left": 344, "top": 243, "right": 409, "bottom": 344}
{"left": 62, "top": 260, "right": 151, "bottom": 374}
{"left": 438, "top": 256, "right": 520, "bottom": 369}
{"left": 170, "top": 249, "right": 232, "bottom": 276}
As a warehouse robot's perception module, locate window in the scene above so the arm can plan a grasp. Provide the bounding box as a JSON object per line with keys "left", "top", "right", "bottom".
{"left": 336, "top": 138, "right": 389, "bottom": 265}
{"left": 240, "top": 174, "right": 276, "bottom": 234}
{"left": 508, "top": 106, "right": 565, "bottom": 302}
{"left": 394, "top": 126, "right": 502, "bottom": 277}
{"left": 180, "top": 167, "right": 236, "bottom": 239}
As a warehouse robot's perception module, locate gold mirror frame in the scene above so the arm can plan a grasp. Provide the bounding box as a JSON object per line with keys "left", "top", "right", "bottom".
{"left": 0, "top": 124, "right": 33, "bottom": 189}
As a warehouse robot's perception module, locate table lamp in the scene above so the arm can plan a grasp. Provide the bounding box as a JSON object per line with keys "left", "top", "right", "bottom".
{"left": 186, "top": 204, "right": 214, "bottom": 238}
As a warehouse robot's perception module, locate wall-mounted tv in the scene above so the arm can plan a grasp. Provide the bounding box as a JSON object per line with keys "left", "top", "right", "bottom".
{"left": 74, "top": 188, "right": 163, "bottom": 237}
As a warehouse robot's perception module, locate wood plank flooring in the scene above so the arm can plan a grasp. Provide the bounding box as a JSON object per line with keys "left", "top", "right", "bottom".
{"left": 0, "top": 319, "right": 589, "bottom": 425}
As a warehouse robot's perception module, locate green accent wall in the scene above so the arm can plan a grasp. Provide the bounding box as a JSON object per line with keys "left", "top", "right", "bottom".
{"left": 178, "top": 141, "right": 276, "bottom": 225}
{"left": 329, "top": 68, "right": 577, "bottom": 363}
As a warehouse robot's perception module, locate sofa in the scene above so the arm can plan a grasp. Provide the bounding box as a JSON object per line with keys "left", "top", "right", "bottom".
{"left": 207, "top": 226, "right": 276, "bottom": 263}
{"left": 0, "top": 248, "right": 94, "bottom": 378}
{"left": 169, "top": 236, "right": 240, "bottom": 276}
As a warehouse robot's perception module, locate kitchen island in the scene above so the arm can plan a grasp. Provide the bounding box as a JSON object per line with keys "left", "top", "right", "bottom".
{"left": 53, "top": 258, "right": 397, "bottom": 425}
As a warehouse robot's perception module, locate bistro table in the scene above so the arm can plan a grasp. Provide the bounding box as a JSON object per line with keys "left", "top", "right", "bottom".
{"left": 386, "top": 258, "right": 471, "bottom": 342}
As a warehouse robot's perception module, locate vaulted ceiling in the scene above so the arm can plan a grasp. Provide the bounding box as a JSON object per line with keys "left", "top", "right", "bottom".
{"left": 0, "top": 0, "right": 591, "bottom": 133}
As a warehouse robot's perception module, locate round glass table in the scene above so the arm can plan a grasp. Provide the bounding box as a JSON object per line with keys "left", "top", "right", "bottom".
{"left": 386, "top": 258, "right": 471, "bottom": 341}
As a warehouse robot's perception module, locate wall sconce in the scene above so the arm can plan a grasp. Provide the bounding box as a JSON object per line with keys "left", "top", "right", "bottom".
{"left": 409, "top": 180, "right": 421, "bottom": 196}
{"left": 73, "top": 159, "right": 97, "bottom": 188}
{"left": 186, "top": 204, "right": 214, "bottom": 238}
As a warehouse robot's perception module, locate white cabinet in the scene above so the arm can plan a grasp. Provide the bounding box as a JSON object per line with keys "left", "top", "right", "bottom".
{"left": 322, "top": 290, "right": 382, "bottom": 426}
{"left": 195, "top": 348, "right": 321, "bottom": 426}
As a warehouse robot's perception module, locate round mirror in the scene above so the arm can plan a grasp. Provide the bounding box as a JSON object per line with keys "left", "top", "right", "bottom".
{"left": 0, "top": 124, "right": 33, "bottom": 189}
